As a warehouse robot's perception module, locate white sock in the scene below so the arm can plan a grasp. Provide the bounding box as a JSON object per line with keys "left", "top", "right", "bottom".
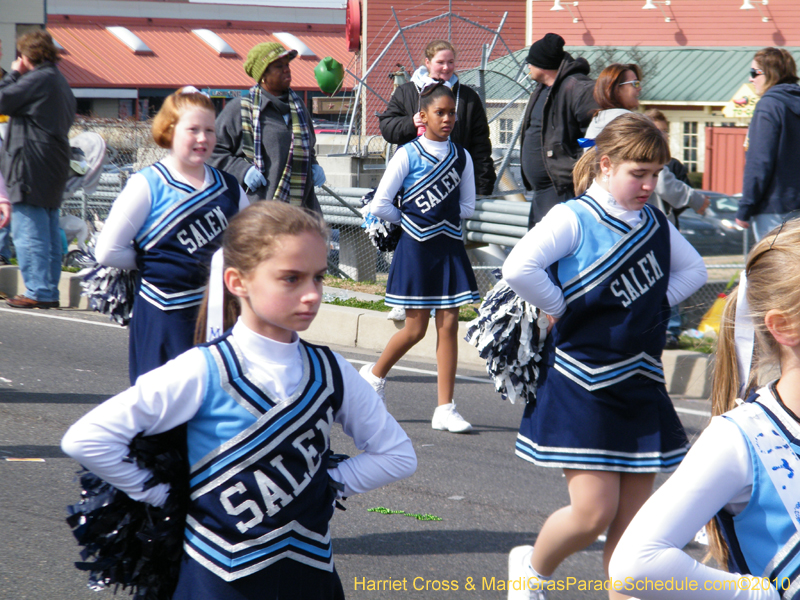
{"left": 523, "top": 550, "right": 550, "bottom": 581}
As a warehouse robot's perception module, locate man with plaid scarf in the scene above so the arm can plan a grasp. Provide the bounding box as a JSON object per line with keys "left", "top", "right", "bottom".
{"left": 211, "top": 42, "right": 324, "bottom": 212}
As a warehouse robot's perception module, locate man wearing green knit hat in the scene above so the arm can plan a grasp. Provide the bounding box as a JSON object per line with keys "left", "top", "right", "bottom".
{"left": 211, "top": 41, "right": 324, "bottom": 212}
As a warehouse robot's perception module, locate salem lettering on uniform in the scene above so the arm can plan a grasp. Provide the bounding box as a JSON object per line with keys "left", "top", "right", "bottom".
{"left": 177, "top": 205, "right": 230, "bottom": 254}
{"left": 609, "top": 250, "right": 664, "bottom": 308}
{"left": 217, "top": 407, "right": 335, "bottom": 532}
{"left": 413, "top": 167, "right": 461, "bottom": 213}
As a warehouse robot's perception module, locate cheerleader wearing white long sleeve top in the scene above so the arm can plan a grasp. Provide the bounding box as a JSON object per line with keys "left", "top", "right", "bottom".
{"left": 61, "top": 319, "right": 416, "bottom": 506}
{"left": 609, "top": 385, "right": 786, "bottom": 600}
{"left": 500, "top": 115, "right": 706, "bottom": 600}
{"left": 358, "top": 84, "right": 479, "bottom": 434}
{"left": 504, "top": 181, "right": 707, "bottom": 319}
{"left": 610, "top": 219, "right": 800, "bottom": 600}
{"left": 63, "top": 201, "right": 417, "bottom": 600}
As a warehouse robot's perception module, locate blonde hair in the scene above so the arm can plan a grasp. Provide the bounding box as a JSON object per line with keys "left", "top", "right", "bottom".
{"left": 573, "top": 112, "right": 670, "bottom": 195}
{"left": 705, "top": 218, "right": 800, "bottom": 568}
{"left": 194, "top": 202, "right": 329, "bottom": 343}
{"left": 424, "top": 39, "right": 457, "bottom": 61}
{"left": 151, "top": 90, "right": 215, "bottom": 149}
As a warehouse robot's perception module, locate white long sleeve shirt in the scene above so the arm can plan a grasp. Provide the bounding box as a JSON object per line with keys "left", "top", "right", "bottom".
{"left": 370, "top": 135, "right": 476, "bottom": 224}
{"left": 503, "top": 181, "right": 708, "bottom": 317}
{"left": 61, "top": 319, "right": 417, "bottom": 507}
{"left": 95, "top": 162, "right": 249, "bottom": 270}
{"left": 609, "top": 406, "right": 781, "bottom": 600}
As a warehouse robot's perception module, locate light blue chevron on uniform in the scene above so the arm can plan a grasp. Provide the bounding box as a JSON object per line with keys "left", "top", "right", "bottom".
{"left": 560, "top": 199, "right": 660, "bottom": 305}
{"left": 400, "top": 139, "right": 458, "bottom": 207}
{"left": 136, "top": 164, "right": 228, "bottom": 251}
{"left": 554, "top": 348, "right": 665, "bottom": 390}
{"left": 188, "top": 343, "right": 330, "bottom": 499}
{"left": 399, "top": 214, "right": 462, "bottom": 241}
{"left": 138, "top": 279, "right": 206, "bottom": 311}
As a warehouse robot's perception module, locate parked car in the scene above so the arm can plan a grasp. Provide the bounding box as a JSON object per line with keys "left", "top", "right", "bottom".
{"left": 679, "top": 191, "right": 754, "bottom": 256}
{"left": 312, "top": 119, "right": 348, "bottom": 134}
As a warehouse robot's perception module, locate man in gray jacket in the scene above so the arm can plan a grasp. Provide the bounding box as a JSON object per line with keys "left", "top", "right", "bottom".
{"left": 1, "top": 30, "right": 76, "bottom": 309}
{"left": 211, "top": 42, "right": 324, "bottom": 212}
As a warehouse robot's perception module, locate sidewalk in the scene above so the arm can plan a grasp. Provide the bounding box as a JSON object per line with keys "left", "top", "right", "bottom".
{"left": 0, "top": 267, "right": 714, "bottom": 399}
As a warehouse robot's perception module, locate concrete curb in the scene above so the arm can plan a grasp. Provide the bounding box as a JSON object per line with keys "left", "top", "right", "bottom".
{"left": 0, "top": 266, "right": 714, "bottom": 399}
{"left": 0, "top": 265, "right": 87, "bottom": 309}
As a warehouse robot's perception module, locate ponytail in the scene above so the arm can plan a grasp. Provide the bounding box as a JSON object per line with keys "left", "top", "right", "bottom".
{"left": 193, "top": 202, "right": 329, "bottom": 344}
{"left": 573, "top": 148, "right": 597, "bottom": 197}
{"left": 703, "top": 290, "right": 741, "bottom": 570}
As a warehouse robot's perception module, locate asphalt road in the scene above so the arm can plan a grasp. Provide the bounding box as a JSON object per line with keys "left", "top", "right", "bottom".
{"left": 0, "top": 307, "right": 712, "bottom": 600}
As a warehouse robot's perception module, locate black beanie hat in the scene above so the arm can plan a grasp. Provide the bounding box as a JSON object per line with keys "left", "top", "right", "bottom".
{"left": 526, "top": 33, "right": 565, "bottom": 70}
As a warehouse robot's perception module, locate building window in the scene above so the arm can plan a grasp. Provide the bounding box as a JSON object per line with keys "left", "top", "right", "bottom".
{"left": 682, "top": 121, "right": 698, "bottom": 172}
{"left": 499, "top": 118, "right": 514, "bottom": 145}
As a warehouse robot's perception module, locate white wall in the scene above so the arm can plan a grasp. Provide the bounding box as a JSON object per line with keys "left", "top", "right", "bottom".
{"left": 0, "top": 0, "right": 45, "bottom": 73}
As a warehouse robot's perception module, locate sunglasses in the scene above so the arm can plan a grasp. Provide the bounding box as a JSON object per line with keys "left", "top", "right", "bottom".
{"left": 750, "top": 68, "right": 764, "bottom": 78}
{"left": 619, "top": 80, "right": 641, "bottom": 89}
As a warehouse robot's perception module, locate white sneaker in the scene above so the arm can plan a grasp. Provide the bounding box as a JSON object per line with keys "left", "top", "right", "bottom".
{"left": 508, "top": 545, "right": 548, "bottom": 600}
{"left": 431, "top": 402, "right": 473, "bottom": 433}
{"left": 386, "top": 306, "right": 406, "bottom": 321}
{"left": 359, "top": 362, "right": 386, "bottom": 403}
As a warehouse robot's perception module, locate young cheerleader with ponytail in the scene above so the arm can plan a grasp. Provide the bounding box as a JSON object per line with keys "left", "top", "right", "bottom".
{"left": 502, "top": 112, "right": 707, "bottom": 599}
{"left": 610, "top": 220, "right": 800, "bottom": 600}
{"left": 63, "top": 201, "right": 416, "bottom": 600}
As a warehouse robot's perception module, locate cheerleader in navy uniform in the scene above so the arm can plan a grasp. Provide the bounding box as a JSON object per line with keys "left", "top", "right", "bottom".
{"left": 502, "top": 113, "right": 707, "bottom": 599}
{"left": 610, "top": 220, "right": 800, "bottom": 600}
{"left": 95, "top": 87, "right": 248, "bottom": 383}
{"left": 62, "top": 201, "right": 417, "bottom": 600}
{"left": 359, "top": 81, "right": 480, "bottom": 433}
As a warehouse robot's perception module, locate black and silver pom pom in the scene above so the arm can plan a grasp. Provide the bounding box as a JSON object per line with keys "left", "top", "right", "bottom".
{"left": 360, "top": 188, "right": 402, "bottom": 253}
{"left": 75, "top": 243, "right": 137, "bottom": 326}
{"left": 66, "top": 429, "right": 189, "bottom": 600}
{"left": 465, "top": 271, "right": 548, "bottom": 405}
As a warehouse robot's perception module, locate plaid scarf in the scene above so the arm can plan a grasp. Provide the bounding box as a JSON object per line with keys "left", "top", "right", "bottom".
{"left": 240, "top": 86, "right": 310, "bottom": 206}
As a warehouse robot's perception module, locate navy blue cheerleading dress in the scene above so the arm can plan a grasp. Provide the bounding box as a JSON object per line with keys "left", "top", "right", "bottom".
{"left": 384, "top": 139, "right": 480, "bottom": 309}
{"left": 129, "top": 163, "right": 240, "bottom": 383}
{"left": 172, "top": 333, "right": 345, "bottom": 600}
{"left": 515, "top": 194, "right": 690, "bottom": 473}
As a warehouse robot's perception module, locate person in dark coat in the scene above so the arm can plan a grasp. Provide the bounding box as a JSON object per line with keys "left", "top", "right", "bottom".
{"left": 1, "top": 30, "right": 76, "bottom": 309}
{"left": 519, "top": 33, "right": 597, "bottom": 227}
{"left": 378, "top": 39, "right": 496, "bottom": 196}
{"left": 210, "top": 42, "right": 324, "bottom": 213}
{"left": 736, "top": 47, "right": 800, "bottom": 241}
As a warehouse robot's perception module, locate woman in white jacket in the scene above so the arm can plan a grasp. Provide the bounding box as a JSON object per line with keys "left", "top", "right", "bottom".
{"left": 585, "top": 63, "right": 709, "bottom": 219}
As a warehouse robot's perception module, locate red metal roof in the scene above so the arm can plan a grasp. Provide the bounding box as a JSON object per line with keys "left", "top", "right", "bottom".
{"left": 48, "top": 17, "right": 355, "bottom": 91}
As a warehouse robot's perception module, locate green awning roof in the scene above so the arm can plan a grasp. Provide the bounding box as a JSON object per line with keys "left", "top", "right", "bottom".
{"left": 465, "top": 47, "right": 800, "bottom": 104}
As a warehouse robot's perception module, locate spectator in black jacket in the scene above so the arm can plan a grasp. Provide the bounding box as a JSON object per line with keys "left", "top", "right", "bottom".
{"left": 520, "top": 33, "right": 597, "bottom": 227}
{"left": 0, "top": 30, "right": 76, "bottom": 309}
{"left": 378, "top": 39, "right": 496, "bottom": 196}
{"left": 736, "top": 47, "right": 800, "bottom": 241}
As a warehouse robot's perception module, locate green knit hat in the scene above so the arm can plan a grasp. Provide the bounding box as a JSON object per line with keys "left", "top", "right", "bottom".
{"left": 243, "top": 42, "right": 298, "bottom": 83}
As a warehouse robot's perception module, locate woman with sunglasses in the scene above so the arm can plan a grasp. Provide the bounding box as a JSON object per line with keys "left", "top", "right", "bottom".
{"left": 584, "top": 64, "right": 641, "bottom": 140}
{"left": 736, "top": 48, "right": 800, "bottom": 241}
{"left": 583, "top": 63, "right": 708, "bottom": 223}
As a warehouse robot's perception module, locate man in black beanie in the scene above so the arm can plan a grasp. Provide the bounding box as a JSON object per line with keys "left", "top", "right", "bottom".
{"left": 519, "top": 33, "right": 597, "bottom": 227}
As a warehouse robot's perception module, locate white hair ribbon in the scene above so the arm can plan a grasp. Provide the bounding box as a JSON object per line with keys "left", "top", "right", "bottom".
{"left": 206, "top": 248, "right": 225, "bottom": 342}
{"left": 179, "top": 85, "right": 211, "bottom": 98}
{"left": 734, "top": 270, "right": 755, "bottom": 393}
